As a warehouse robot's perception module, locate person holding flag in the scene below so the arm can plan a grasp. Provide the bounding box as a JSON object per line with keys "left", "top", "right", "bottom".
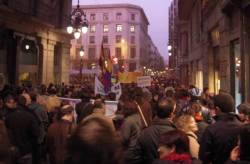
{"left": 99, "top": 41, "right": 113, "bottom": 94}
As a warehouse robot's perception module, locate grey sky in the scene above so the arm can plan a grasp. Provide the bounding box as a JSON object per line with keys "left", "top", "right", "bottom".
{"left": 72, "top": 0, "right": 171, "bottom": 62}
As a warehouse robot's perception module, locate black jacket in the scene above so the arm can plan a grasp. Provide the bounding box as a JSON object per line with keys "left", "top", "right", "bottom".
{"left": 128, "top": 117, "right": 176, "bottom": 164}
{"left": 199, "top": 114, "right": 242, "bottom": 164}
{"left": 5, "top": 106, "right": 40, "bottom": 156}
{"left": 226, "top": 160, "right": 250, "bottom": 164}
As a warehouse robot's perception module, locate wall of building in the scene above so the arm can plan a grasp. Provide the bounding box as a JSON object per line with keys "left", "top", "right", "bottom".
{"left": 0, "top": 0, "right": 72, "bottom": 86}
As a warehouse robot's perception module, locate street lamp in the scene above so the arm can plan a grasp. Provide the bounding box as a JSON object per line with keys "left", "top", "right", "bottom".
{"left": 169, "top": 52, "right": 172, "bottom": 56}
{"left": 168, "top": 45, "right": 172, "bottom": 51}
{"left": 79, "top": 46, "right": 84, "bottom": 84}
{"left": 67, "top": 0, "right": 89, "bottom": 39}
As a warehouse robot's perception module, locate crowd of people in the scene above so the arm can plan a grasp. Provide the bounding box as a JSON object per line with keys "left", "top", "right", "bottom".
{"left": 0, "top": 81, "right": 250, "bottom": 164}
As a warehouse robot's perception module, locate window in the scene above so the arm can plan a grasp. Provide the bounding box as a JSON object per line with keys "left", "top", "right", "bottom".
{"left": 115, "top": 47, "right": 122, "bottom": 58}
{"left": 131, "top": 36, "right": 135, "bottom": 44}
{"left": 88, "top": 48, "right": 96, "bottom": 60}
{"left": 116, "top": 24, "right": 122, "bottom": 32}
{"left": 90, "top": 14, "right": 96, "bottom": 21}
{"left": 103, "top": 13, "right": 109, "bottom": 21}
{"left": 103, "top": 36, "right": 108, "bottom": 44}
{"left": 131, "top": 13, "right": 135, "bottom": 21}
{"left": 130, "top": 47, "right": 136, "bottom": 58}
{"left": 116, "top": 12, "right": 122, "bottom": 20}
{"left": 89, "top": 36, "right": 95, "bottom": 44}
{"left": 103, "top": 24, "right": 109, "bottom": 33}
{"left": 90, "top": 25, "right": 96, "bottom": 33}
{"left": 130, "top": 25, "right": 135, "bottom": 32}
{"left": 129, "top": 62, "right": 136, "bottom": 71}
{"left": 116, "top": 35, "right": 122, "bottom": 43}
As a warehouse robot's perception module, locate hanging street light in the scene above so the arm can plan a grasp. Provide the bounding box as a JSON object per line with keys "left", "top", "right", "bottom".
{"left": 79, "top": 46, "right": 85, "bottom": 57}
{"left": 67, "top": 0, "right": 89, "bottom": 39}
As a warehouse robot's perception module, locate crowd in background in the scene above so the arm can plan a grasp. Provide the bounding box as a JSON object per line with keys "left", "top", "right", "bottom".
{"left": 0, "top": 79, "right": 250, "bottom": 164}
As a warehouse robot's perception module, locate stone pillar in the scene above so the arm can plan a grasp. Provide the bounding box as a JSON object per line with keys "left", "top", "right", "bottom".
{"left": 41, "top": 38, "right": 56, "bottom": 84}
{"left": 60, "top": 43, "right": 71, "bottom": 84}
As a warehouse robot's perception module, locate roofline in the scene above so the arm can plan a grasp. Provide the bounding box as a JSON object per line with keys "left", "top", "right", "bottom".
{"left": 74, "top": 4, "right": 149, "bottom": 25}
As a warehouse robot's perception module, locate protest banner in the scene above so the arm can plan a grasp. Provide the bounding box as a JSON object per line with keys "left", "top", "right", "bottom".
{"left": 137, "top": 76, "right": 152, "bottom": 87}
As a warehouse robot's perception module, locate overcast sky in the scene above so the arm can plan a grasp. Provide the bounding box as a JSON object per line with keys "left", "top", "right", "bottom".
{"left": 72, "top": 0, "right": 171, "bottom": 62}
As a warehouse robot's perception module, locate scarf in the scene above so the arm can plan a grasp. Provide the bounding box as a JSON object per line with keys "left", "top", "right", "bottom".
{"left": 163, "top": 153, "right": 192, "bottom": 164}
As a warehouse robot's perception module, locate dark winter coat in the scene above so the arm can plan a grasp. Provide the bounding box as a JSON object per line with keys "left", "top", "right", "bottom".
{"left": 127, "top": 117, "right": 176, "bottom": 164}
{"left": 199, "top": 114, "right": 243, "bottom": 164}
{"left": 121, "top": 114, "right": 142, "bottom": 162}
{"left": 5, "top": 107, "right": 40, "bottom": 156}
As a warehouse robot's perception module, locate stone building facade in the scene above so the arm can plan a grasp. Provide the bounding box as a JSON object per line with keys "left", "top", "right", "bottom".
{"left": 70, "top": 4, "right": 163, "bottom": 75}
{"left": 0, "top": 0, "right": 72, "bottom": 86}
{"left": 176, "top": 0, "right": 250, "bottom": 105}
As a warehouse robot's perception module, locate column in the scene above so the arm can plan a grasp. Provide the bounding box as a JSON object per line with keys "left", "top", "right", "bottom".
{"left": 41, "top": 38, "right": 56, "bottom": 84}
{"left": 60, "top": 43, "right": 71, "bottom": 84}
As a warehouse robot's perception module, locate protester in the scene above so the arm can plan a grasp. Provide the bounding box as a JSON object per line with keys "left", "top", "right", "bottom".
{"left": 153, "top": 130, "right": 201, "bottom": 164}
{"left": 5, "top": 94, "right": 40, "bottom": 164}
{"left": 227, "top": 124, "right": 250, "bottom": 164}
{"left": 0, "top": 95, "right": 17, "bottom": 120}
{"left": 65, "top": 117, "right": 122, "bottom": 164}
{"left": 186, "top": 102, "right": 209, "bottom": 142}
{"left": 237, "top": 103, "right": 250, "bottom": 124}
{"left": 199, "top": 93, "right": 243, "bottom": 164}
{"left": 47, "top": 105, "right": 75, "bottom": 164}
{"left": 175, "top": 115, "right": 200, "bottom": 159}
{"left": 75, "top": 92, "right": 91, "bottom": 123}
{"left": 120, "top": 101, "right": 142, "bottom": 163}
{"left": 132, "top": 87, "right": 153, "bottom": 127}
{"left": 129, "top": 98, "right": 176, "bottom": 164}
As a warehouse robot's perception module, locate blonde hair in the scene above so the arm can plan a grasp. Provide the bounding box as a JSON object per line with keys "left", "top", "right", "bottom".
{"left": 175, "top": 115, "right": 196, "bottom": 133}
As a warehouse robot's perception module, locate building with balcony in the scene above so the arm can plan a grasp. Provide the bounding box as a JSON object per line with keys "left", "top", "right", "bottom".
{"left": 177, "top": 0, "right": 250, "bottom": 105}
{"left": 0, "top": 0, "right": 72, "bottom": 86}
{"left": 70, "top": 4, "right": 162, "bottom": 76}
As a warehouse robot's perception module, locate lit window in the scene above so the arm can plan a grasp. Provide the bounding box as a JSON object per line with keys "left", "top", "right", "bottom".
{"left": 116, "top": 12, "right": 122, "bottom": 20}
{"left": 103, "top": 13, "right": 109, "bottom": 21}
{"left": 116, "top": 24, "right": 122, "bottom": 32}
{"left": 103, "top": 24, "right": 109, "bottom": 33}
{"left": 90, "top": 25, "right": 96, "bottom": 33}
{"left": 90, "top": 14, "right": 96, "bottom": 21}
{"left": 130, "top": 25, "right": 135, "bottom": 32}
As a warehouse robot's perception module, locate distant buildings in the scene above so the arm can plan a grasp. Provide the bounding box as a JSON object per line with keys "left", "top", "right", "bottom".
{"left": 70, "top": 4, "right": 164, "bottom": 76}
{"left": 173, "top": 0, "right": 250, "bottom": 104}
{"left": 0, "top": 0, "right": 72, "bottom": 86}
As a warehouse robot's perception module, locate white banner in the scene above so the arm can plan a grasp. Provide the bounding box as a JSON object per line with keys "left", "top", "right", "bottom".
{"left": 105, "top": 100, "right": 118, "bottom": 118}
{"left": 111, "top": 82, "right": 122, "bottom": 100}
{"left": 137, "top": 76, "right": 152, "bottom": 87}
{"left": 94, "top": 76, "right": 106, "bottom": 95}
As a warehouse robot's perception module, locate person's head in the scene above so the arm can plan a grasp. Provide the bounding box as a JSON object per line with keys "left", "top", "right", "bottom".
{"left": 4, "top": 95, "right": 16, "bottom": 109}
{"left": 187, "top": 102, "right": 203, "bottom": 121}
{"left": 237, "top": 103, "right": 250, "bottom": 123}
{"left": 213, "top": 93, "right": 234, "bottom": 114}
{"left": 156, "top": 98, "right": 176, "bottom": 119}
{"left": 158, "top": 130, "right": 190, "bottom": 159}
{"left": 22, "top": 93, "right": 31, "bottom": 106}
{"left": 29, "top": 92, "right": 37, "bottom": 102}
{"left": 175, "top": 115, "right": 198, "bottom": 133}
{"left": 239, "top": 125, "right": 250, "bottom": 161}
{"left": 122, "top": 101, "right": 138, "bottom": 117}
{"left": 67, "top": 117, "right": 122, "bottom": 164}
{"left": 93, "top": 101, "right": 105, "bottom": 115}
{"left": 57, "top": 105, "right": 74, "bottom": 122}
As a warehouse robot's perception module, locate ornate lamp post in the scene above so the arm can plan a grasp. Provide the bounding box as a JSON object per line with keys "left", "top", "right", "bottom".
{"left": 79, "top": 46, "right": 84, "bottom": 84}
{"left": 67, "top": 0, "right": 88, "bottom": 39}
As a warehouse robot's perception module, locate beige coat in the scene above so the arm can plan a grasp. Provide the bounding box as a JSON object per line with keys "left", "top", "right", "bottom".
{"left": 186, "top": 131, "right": 200, "bottom": 159}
